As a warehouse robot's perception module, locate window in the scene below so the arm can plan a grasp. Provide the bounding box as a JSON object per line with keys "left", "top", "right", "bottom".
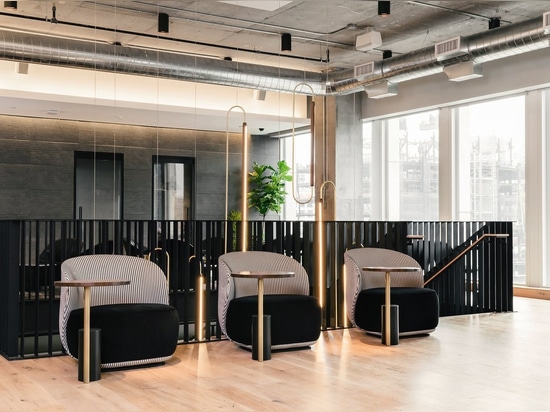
{"left": 74, "top": 151, "right": 123, "bottom": 219}
{"left": 364, "top": 110, "right": 439, "bottom": 220}
{"left": 455, "top": 96, "right": 526, "bottom": 284}
{"left": 153, "top": 156, "right": 194, "bottom": 220}
{"left": 280, "top": 129, "right": 315, "bottom": 220}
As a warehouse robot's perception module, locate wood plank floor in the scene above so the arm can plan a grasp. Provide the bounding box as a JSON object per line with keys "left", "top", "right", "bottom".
{"left": 2, "top": 296, "right": 549, "bottom": 411}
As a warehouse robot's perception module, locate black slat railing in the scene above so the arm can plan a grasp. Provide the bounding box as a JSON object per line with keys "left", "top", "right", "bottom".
{"left": 0, "top": 219, "right": 513, "bottom": 360}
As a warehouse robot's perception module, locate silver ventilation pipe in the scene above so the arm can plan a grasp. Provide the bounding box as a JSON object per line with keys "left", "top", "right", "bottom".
{"left": 329, "top": 15, "right": 550, "bottom": 94}
{"left": 0, "top": 30, "right": 327, "bottom": 95}
{"left": 0, "top": 14, "right": 549, "bottom": 96}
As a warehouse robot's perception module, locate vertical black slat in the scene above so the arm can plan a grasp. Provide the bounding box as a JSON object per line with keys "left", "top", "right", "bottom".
{"left": 208, "top": 220, "right": 217, "bottom": 340}
{"left": 495, "top": 222, "right": 503, "bottom": 310}
{"left": 370, "top": 221, "right": 377, "bottom": 247}
{"left": 480, "top": 230, "right": 488, "bottom": 312}
{"left": 112, "top": 220, "right": 120, "bottom": 254}
{"left": 85, "top": 220, "right": 93, "bottom": 255}
{"left": 336, "top": 222, "right": 346, "bottom": 327}
{"left": 479, "top": 226, "right": 488, "bottom": 312}
{"left": 506, "top": 221, "right": 514, "bottom": 311}
{"left": 232, "top": 221, "right": 240, "bottom": 253}
{"left": 266, "top": 220, "right": 276, "bottom": 253}
{"left": 440, "top": 222, "right": 449, "bottom": 315}
{"left": 183, "top": 220, "right": 193, "bottom": 342}
{"left": 466, "top": 236, "right": 473, "bottom": 314}
{"left": 489, "top": 233, "right": 499, "bottom": 312}
{"left": 328, "top": 221, "right": 335, "bottom": 326}
{"left": 470, "top": 228, "right": 479, "bottom": 314}
{"left": 378, "top": 220, "right": 384, "bottom": 247}
{"left": 193, "top": 220, "right": 204, "bottom": 341}
{"left": 373, "top": 221, "right": 380, "bottom": 247}
{"left": 353, "top": 221, "right": 361, "bottom": 248}
{"left": 276, "top": 220, "right": 284, "bottom": 256}
{"left": 328, "top": 221, "right": 337, "bottom": 329}
{"left": 429, "top": 222, "right": 436, "bottom": 281}
{"left": 470, "top": 224, "right": 483, "bottom": 313}
{"left": 458, "top": 221, "right": 465, "bottom": 315}
{"left": 322, "top": 221, "right": 330, "bottom": 329}
{"left": 487, "top": 222, "right": 495, "bottom": 311}
{"left": 348, "top": 220, "right": 354, "bottom": 248}
{"left": 267, "top": 221, "right": 276, "bottom": 251}
{"left": 320, "top": 221, "right": 328, "bottom": 330}
{"left": 278, "top": 220, "right": 285, "bottom": 256}
{"left": 148, "top": 220, "right": 157, "bottom": 258}
{"left": 424, "top": 221, "right": 430, "bottom": 274}
{"left": 302, "top": 222, "right": 313, "bottom": 288}
{"left": 402, "top": 221, "right": 409, "bottom": 252}
{"left": 122, "top": 220, "right": 130, "bottom": 255}
{"left": 474, "top": 222, "right": 482, "bottom": 314}
{"left": 466, "top": 222, "right": 473, "bottom": 314}
{"left": 434, "top": 221, "right": 441, "bottom": 277}
{"left": 493, "top": 225, "right": 502, "bottom": 312}
{"left": 355, "top": 220, "right": 362, "bottom": 248}
{"left": 138, "top": 220, "right": 147, "bottom": 257}
{"left": 505, "top": 221, "right": 513, "bottom": 311}
{"left": 289, "top": 221, "right": 297, "bottom": 262}
{"left": 3, "top": 221, "right": 22, "bottom": 359}
{"left": 214, "top": 221, "right": 223, "bottom": 339}
{"left": 364, "top": 221, "right": 371, "bottom": 247}
{"left": 45, "top": 220, "right": 57, "bottom": 356}
{"left": 332, "top": 221, "right": 339, "bottom": 327}
{"left": 17, "top": 222, "right": 27, "bottom": 358}
{"left": 176, "top": 220, "right": 190, "bottom": 342}
{"left": 382, "top": 221, "right": 390, "bottom": 249}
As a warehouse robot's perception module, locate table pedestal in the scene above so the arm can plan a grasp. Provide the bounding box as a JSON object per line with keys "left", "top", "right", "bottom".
{"left": 78, "top": 328, "right": 101, "bottom": 382}
{"left": 230, "top": 271, "right": 294, "bottom": 362}
{"left": 362, "top": 266, "right": 421, "bottom": 346}
{"left": 381, "top": 305, "right": 399, "bottom": 345}
{"left": 55, "top": 279, "right": 130, "bottom": 383}
{"left": 252, "top": 315, "right": 271, "bottom": 361}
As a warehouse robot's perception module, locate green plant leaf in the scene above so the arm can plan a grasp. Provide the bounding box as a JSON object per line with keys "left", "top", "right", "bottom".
{"left": 247, "top": 160, "right": 293, "bottom": 218}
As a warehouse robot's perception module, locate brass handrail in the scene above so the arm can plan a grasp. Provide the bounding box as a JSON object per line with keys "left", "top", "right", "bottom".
{"left": 423, "top": 233, "right": 509, "bottom": 286}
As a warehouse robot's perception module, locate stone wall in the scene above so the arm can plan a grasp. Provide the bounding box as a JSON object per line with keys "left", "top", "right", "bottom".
{"left": 0, "top": 115, "right": 278, "bottom": 220}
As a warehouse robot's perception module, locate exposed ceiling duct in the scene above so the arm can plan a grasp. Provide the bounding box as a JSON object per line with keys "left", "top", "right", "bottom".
{"left": 0, "top": 14, "right": 549, "bottom": 96}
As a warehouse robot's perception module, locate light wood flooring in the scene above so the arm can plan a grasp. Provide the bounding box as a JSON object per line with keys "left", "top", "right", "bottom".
{"left": 2, "top": 296, "right": 549, "bottom": 412}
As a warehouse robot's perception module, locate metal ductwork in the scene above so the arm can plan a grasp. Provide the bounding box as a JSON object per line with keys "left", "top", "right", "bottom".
{"left": 330, "top": 15, "right": 550, "bottom": 95}
{"left": 0, "top": 30, "right": 327, "bottom": 95}
{"left": 0, "top": 14, "right": 549, "bottom": 96}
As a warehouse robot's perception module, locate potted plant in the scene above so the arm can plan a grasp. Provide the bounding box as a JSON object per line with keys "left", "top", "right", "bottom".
{"left": 247, "top": 160, "right": 292, "bottom": 220}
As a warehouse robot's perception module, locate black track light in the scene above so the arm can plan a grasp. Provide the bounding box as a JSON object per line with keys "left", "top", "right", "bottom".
{"left": 281, "top": 33, "right": 292, "bottom": 52}
{"left": 158, "top": 13, "right": 169, "bottom": 33}
{"left": 489, "top": 17, "right": 500, "bottom": 29}
{"left": 378, "top": 1, "right": 390, "bottom": 16}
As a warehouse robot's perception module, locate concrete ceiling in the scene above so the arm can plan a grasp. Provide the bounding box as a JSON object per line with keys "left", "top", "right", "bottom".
{"left": 1, "top": 1, "right": 550, "bottom": 133}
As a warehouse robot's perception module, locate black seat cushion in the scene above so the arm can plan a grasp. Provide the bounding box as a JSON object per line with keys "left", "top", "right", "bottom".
{"left": 354, "top": 287, "right": 439, "bottom": 334}
{"left": 66, "top": 303, "right": 179, "bottom": 364}
{"left": 226, "top": 294, "right": 321, "bottom": 347}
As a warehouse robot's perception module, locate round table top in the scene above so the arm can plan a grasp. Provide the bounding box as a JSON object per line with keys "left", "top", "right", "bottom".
{"left": 231, "top": 271, "right": 295, "bottom": 279}
{"left": 362, "top": 266, "right": 421, "bottom": 273}
{"left": 55, "top": 279, "right": 131, "bottom": 287}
